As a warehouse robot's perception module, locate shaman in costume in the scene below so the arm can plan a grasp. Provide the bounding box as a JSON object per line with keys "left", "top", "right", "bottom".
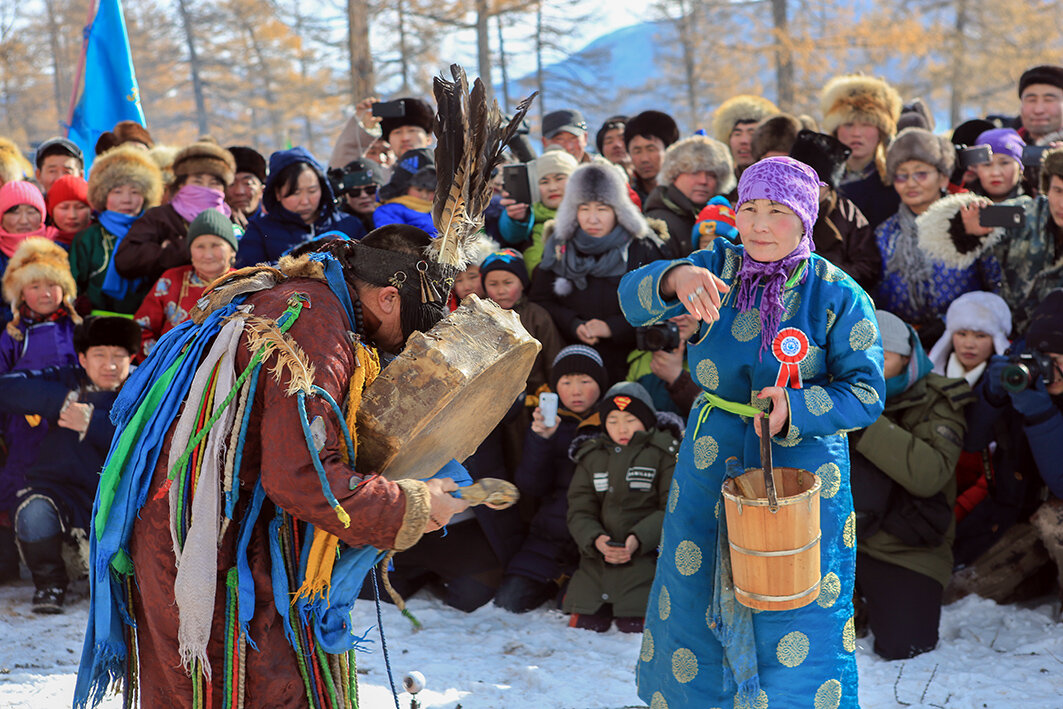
{"left": 75, "top": 65, "right": 534, "bottom": 709}
{"left": 618, "top": 157, "right": 886, "bottom": 708}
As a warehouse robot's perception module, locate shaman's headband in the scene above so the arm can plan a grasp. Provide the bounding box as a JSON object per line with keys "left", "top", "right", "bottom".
{"left": 345, "top": 244, "right": 458, "bottom": 305}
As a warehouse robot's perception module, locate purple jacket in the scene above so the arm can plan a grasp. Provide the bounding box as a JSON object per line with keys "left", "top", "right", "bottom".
{"left": 0, "top": 316, "right": 79, "bottom": 510}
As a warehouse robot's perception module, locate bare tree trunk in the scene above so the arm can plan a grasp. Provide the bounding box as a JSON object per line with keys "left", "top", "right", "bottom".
{"left": 243, "top": 23, "right": 283, "bottom": 149}
{"left": 347, "top": 0, "right": 374, "bottom": 102}
{"left": 535, "top": 0, "right": 545, "bottom": 120}
{"left": 43, "top": 0, "right": 66, "bottom": 125}
{"left": 772, "top": 0, "right": 793, "bottom": 109}
{"left": 475, "top": 0, "right": 491, "bottom": 94}
{"left": 175, "top": 0, "right": 209, "bottom": 136}
{"left": 397, "top": 0, "right": 410, "bottom": 93}
{"left": 290, "top": 2, "right": 314, "bottom": 151}
{"left": 949, "top": 0, "right": 968, "bottom": 128}
{"left": 497, "top": 13, "right": 509, "bottom": 112}
{"left": 675, "top": 0, "right": 698, "bottom": 130}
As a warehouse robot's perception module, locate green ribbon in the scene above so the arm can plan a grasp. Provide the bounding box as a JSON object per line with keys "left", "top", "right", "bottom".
{"left": 692, "top": 391, "right": 765, "bottom": 439}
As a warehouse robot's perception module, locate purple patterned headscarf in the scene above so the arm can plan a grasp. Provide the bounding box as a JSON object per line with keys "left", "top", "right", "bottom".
{"left": 734, "top": 156, "right": 823, "bottom": 357}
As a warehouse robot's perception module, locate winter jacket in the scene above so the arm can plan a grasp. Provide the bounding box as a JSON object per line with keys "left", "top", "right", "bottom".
{"left": 838, "top": 166, "right": 899, "bottom": 233}
{"left": 513, "top": 297, "right": 562, "bottom": 394}
{"left": 69, "top": 222, "right": 148, "bottom": 314}
{"left": 0, "top": 315, "right": 79, "bottom": 511}
{"left": 236, "top": 147, "right": 366, "bottom": 267}
{"left": 813, "top": 190, "right": 881, "bottom": 293}
{"left": 642, "top": 184, "right": 702, "bottom": 259}
{"left": 0, "top": 365, "right": 118, "bottom": 531}
{"left": 372, "top": 195, "right": 436, "bottom": 234}
{"left": 506, "top": 410, "right": 600, "bottom": 583}
{"left": 113, "top": 203, "right": 194, "bottom": 283}
{"left": 134, "top": 264, "right": 234, "bottom": 358}
{"left": 852, "top": 372, "right": 973, "bottom": 587}
{"left": 498, "top": 201, "right": 556, "bottom": 275}
{"left": 564, "top": 420, "right": 679, "bottom": 616}
{"left": 529, "top": 219, "right": 671, "bottom": 384}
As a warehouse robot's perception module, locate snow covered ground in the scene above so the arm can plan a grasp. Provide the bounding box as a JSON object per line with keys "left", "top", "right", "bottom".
{"left": 2, "top": 578, "right": 1062, "bottom": 708}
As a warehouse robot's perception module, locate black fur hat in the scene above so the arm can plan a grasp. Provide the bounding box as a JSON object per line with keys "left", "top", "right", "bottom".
{"left": 752, "top": 114, "right": 804, "bottom": 162}
{"left": 380, "top": 98, "right": 435, "bottom": 141}
{"left": 623, "top": 110, "right": 679, "bottom": 149}
{"left": 789, "top": 130, "right": 852, "bottom": 190}
{"left": 74, "top": 316, "right": 142, "bottom": 355}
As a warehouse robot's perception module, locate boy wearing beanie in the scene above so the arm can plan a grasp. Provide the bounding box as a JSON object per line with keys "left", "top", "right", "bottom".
{"left": 564, "top": 382, "right": 681, "bottom": 633}
{"left": 481, "top": 248, "right": 562, "bottom": 394}
{"left": 1, "top": 316, "right": 140, "bottom": 612}
{"left": 850, "top": 310, "right": 972, "bottom": 660}
{"left": 134, "top": 209, "right": 237, "bottom": 358}
{"left": 495, "top": 345, "right": 607, "bottom": 614}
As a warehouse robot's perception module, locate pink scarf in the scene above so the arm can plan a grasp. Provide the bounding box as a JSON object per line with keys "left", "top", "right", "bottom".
{"left": 169, "top": 184, "right": 232, "bottom": 223}
{"left": 0, "top": 224, "right": 59, "bottom": 257}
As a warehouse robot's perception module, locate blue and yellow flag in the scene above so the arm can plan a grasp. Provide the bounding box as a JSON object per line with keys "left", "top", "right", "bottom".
{"left": 67, "top": 0, "right": 146, "bottom": 173}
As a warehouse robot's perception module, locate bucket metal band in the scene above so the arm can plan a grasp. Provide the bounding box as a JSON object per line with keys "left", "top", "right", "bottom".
{"left": 728, "top": 532, "right": 821, "bottom": 558}
{"left": 735, "top": 580, "right": 821, "bottom": 603}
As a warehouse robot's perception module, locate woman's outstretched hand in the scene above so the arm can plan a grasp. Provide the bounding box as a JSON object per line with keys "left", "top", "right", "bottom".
{"left": 754, "top": 387, "right": 791, "bottom": 438}
{"left": 660, "top": 265, "right": 730, "bottom": 324}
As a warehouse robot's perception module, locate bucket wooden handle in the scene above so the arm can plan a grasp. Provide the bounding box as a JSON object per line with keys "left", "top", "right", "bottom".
{"left": 760, "top": 416, "right": 779, "bottom": 512}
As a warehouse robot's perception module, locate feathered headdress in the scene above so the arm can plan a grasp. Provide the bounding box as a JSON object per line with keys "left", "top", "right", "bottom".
{"left": 430, "top": 64, "right": 535, "bottom": 275}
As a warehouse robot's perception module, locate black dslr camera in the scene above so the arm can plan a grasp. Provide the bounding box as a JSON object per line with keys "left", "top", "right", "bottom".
{"left": 1001, "top": 349, "right": 1054, "bottom": 392}
{"left": 635, "top": 322, "right": 681, "bottom": 352}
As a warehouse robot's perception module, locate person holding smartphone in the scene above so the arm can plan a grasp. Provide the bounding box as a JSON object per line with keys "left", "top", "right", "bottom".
{"left": 968, "top": 129, "right": 1029, "bottom": 203}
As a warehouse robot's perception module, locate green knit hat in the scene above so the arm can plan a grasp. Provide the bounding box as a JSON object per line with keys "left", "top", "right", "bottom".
{"left": 187, "top": 209, "right": 236, "bottom": 251}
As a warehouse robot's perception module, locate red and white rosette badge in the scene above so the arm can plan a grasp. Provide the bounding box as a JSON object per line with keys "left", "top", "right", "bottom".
{"left": 772, "top": 327, "right": 809, "bottom": 389}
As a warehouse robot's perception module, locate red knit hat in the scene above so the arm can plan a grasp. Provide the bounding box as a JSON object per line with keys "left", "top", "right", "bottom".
{"left": 0, "top": 180, "right": 46, "bottom": 220}
{"left": 45, "top": 175, "right": 90, "bottom": 215}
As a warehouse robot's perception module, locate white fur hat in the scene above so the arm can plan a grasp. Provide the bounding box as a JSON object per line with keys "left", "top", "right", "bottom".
{"left": 928, "top": 291, "right": 1012, "bottom": 374}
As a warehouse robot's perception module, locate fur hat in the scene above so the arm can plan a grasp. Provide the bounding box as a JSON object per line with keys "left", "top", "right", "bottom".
{"left": 1019, "top": 65, "right": 1063, "bottom": 96}
{"left": 928, "top": 291, "right": 1012, "bottom": 374}
{"left": 599, "top": 381, "right": 657, "bottom": 433}
{"left": 95, "top": 121, "right": 154, "bottom": 155}
{"left": 0, "top": 138, "right": 32, "bottom": 185}
{"left": 751, "top": 114, "right": 803, "bottom": 162}
{"left": 820, "top": 74, "right": 902, "bottom": 179}
{"left": 624, "top": 110, "right": 680, "bottom": 149}
{"left": 74, "top": 315, "right": 142, "bottom": 355}
{"left": 380, "top": 98, "right": 435, "bottom": 141}
{"left": 660, "top": 135, "right": 736, "bottom": 194}
{"left": 88, "top": 144, "right": 164, "bottom": 212}
{"left": 464, "top": 233, "right": 501, "bottom": 268}
{"left": 789, "top": 130, "right": 851, "bottom": 190}
{"left": 711, "top": 95, "right": 779, "bottom": 144}
{"left": 172, "top": 140, "right": 236, "bottom": 187}
{"left": 228, "top": 146, "right": 267, "bottom": 183}
{"left": 2, "top": 237, "right": 81, "bottom": 339}
{"left": 896, "top": 98, "right": 935, "bottom": 132}
{"left": 147, "top": 144, "right": 179, "bottom": 188}
{"left": 885, "top": 128, "right": 955, "bottom": 184}
{"left": 1040, "top": 147, "right": 1063, "bottom": 194}
{"left": 552, "top": 161, "right": 653, "bottom": 245}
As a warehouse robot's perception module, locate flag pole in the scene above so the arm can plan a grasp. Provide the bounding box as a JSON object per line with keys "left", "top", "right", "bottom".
{"left": 64, "top": 0, "right": 99, "bottom": 136}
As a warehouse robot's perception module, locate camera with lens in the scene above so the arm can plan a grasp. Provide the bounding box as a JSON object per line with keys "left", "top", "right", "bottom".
{"left": 1000, "top": 349, "right": 1054, "bottom": 392}
{"left": 635, "top": 322, "right": 681, "bottom": 352}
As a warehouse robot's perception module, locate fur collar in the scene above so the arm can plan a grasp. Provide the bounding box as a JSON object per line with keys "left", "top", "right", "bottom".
{"left": 915, "top": 192, "right": 1004, "bottom": 270}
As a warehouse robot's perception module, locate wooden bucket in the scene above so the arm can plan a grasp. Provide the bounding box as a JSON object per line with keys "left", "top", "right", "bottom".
{"left": 721, "top": 467, "right": 821, "bottom": 611}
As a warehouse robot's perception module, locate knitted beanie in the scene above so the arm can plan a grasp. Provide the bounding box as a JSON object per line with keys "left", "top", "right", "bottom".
{"left": 532, "top": 148, "right": 579, "bottom": 182}
{"left": 46, "top": 175, "right": 90, "bottom": 214}
{"left": 975, "top": 128, "right": 1025, "bottom": 164}
{"left": 928, "top": 291, "right": 1012, "bottom": 373}
{"left": 550, "top": 344, "right": 608, "bottom": 394}
{"left": 0, "top": 180, "right": 46, "bottom": 220}
{"left": 599, "top": 381, "right": 656, "bottom": 432}
{"left": 480, "top": 248, "right": 529, "bottom": 289}
{"left": 875, "top": 310, "right": 911, "bottom": 356}
{"left": 187, "top": 208, "right": 237, "bottom": 251}
{"left": 692, "top": 196, "right": 739, "bottom": 249}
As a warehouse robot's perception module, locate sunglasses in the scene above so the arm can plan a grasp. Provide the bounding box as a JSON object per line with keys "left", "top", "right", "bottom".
{"left": 347, "top": 185, "right": 378, "bottom": 197}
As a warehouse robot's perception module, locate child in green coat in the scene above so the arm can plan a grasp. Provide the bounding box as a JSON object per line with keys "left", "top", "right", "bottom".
{"left": 564, "top": 382, "right": 681, "bottom": 633}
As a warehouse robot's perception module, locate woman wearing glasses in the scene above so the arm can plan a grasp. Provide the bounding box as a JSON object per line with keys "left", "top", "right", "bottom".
{"left": 874, "top": 128, "right": 1000, "bottom": 347}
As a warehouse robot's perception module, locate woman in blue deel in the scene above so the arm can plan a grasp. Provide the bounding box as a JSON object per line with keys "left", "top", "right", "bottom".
{"left": 619, "top": 156, "right": 885, "bottom": 709}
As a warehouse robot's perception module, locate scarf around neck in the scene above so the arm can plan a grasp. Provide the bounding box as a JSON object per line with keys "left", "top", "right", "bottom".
{"left": 883, "top": 204, "right": 934, "bottom": 315}
{"left": 734, "top": 242, "right": 811, "bottom": 358}
{"left": 170, "top": 184, "right": 232, "bottom": 223}
{"left": 540, "top": 224, "right": 630, "bottom": 290}
{"left": 0, "top": 223, "right": 59, "bottom": 257}
{"left": 99, "top": 210, "right": 145, "bottom": 301}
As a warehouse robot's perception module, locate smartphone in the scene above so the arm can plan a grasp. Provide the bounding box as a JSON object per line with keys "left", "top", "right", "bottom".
{"left": 1022, "top": 144, "right": 1050, "bottom": 167}
{"left": 502, "top": 163, "right": 532, "bottom": 205}
{"left": 538, "top": 392, "right": 559, "bottom": 427}
{"left": 605, "top": 540, "right": 625, "bottom": 547}
{"left": 371, "top": 99, "right": 406, "bottom": 119}
{"left": 979, "top": 204, "right": 1025, "bottom": 228}
{"left": 958, "top": 145, "right": 992, "bottom": 169}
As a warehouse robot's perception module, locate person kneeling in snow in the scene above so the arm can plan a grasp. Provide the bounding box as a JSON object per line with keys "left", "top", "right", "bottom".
{"left": 1, "top": 316, "right": 140, "bottom": 613}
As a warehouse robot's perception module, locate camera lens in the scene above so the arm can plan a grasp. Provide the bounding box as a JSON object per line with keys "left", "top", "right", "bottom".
{"left": 1001, "top": 364, "right": 1031, "bottom": 393}
{"left": 644, "top": 329, "right": 664, "bottom": 350}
